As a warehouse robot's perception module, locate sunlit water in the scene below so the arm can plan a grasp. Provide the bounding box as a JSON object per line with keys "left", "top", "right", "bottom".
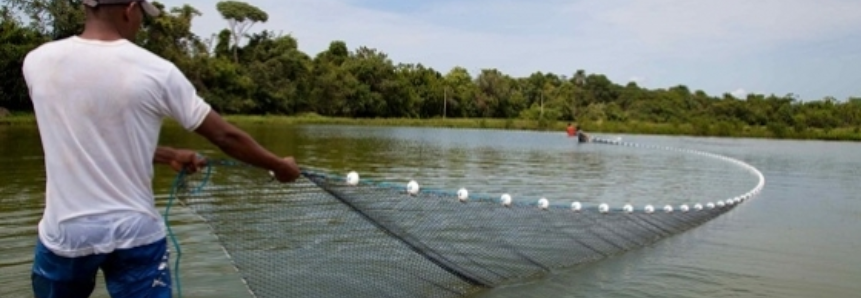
{"left": 1, "top": 124, "right": 859, "bottom": 297}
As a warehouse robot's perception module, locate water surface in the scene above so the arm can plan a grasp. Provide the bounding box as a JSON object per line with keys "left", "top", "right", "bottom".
{"left": 1, "top": 124, "right": 859, "bottom": 297}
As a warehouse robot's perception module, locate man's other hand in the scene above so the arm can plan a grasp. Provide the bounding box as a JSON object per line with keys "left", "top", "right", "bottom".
{"left": 170, "top": 149, "right": 206, "bottom": 174}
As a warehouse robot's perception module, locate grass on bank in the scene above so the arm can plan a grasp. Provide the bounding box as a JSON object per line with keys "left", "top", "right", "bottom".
{"left": 3, "top": 113, "right": 860, "bottom": 141}
{"left": 0, "top": 114, "right": 36, "bottom": 126}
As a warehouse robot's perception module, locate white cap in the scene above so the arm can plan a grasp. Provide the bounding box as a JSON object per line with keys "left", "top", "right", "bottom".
{"left": 83, "top": 0, "right": 161, "bottom": 17}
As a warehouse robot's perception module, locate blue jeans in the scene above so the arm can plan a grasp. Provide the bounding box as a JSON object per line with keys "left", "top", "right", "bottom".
{"left": 31, "top": 238, "right": 172, "bottom": 298}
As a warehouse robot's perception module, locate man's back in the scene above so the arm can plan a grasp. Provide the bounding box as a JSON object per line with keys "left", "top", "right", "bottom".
{"left": 23, "top": 36, "right": 211, "bottom": 257}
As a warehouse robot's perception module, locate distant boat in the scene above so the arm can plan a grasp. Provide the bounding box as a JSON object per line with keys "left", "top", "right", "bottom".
{"left": 584, "top": 135, "right": 623, "bottom": 144}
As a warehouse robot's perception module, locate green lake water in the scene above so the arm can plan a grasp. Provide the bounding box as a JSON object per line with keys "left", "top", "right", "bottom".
{"left": 1, "top": 123, "right": 860, "bottom": 297}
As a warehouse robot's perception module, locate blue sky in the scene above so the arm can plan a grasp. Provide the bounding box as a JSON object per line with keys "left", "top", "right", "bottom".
{"left": 166, "top": 0, "right": 861, "bottom": 101}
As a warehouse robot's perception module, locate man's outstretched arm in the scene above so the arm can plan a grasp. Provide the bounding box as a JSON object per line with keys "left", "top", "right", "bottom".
{"left": 156, "top": 65, "right": 299, "bottom": 182}
{"left": 193, "top": 110, "right": 301, "bottom": 182}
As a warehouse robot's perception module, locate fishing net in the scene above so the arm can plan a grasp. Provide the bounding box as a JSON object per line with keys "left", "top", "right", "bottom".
{"left": 168, "top": 137, "right": 765, "bottom": 298}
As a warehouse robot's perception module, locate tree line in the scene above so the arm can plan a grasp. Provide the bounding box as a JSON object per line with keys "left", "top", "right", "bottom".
{"left": 2, "top": 0, "right": 860, "bottom": 138}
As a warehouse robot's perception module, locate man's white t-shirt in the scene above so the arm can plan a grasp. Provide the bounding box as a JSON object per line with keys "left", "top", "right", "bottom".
{"left": 22, "top": 36, "right": 212, "bottom": 258}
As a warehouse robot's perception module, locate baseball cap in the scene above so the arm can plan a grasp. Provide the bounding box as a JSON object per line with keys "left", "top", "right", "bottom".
{"left": 82, "top": 0, "right": 161, "bottom": 17}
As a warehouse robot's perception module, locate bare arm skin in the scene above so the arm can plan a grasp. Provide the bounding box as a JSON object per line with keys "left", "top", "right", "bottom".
{"left": 192, "top": 110, "right": 301, "bottom": 182}
{"left": 154, "top": 146, "right": 179, "bottom": 165}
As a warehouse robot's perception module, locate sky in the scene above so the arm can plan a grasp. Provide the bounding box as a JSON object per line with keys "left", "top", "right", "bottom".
{"left": 165, "top": 0, "right": 861, "bottom": 101}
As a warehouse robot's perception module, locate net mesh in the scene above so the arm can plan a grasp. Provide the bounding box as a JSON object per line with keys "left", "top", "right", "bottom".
{"left": 169, "top": 137, "right": 764, "bottom": 298}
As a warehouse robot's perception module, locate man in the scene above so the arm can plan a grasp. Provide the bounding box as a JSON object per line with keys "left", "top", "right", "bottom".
{"left": 21, "top": 0, "right": 301, "bottom": 297}
{"left": 566, "top": 123, "right": 576, "bottom": 137}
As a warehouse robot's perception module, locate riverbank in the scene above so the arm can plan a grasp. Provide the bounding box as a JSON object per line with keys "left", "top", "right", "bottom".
{"left": 0, "top": 115, "right": 36, "bottom": 126}
{"left": 218, "top": 114, "right": 861, "bottom": 142}
{"left": 3, "top": 113, "right": 859, "bottom": 141}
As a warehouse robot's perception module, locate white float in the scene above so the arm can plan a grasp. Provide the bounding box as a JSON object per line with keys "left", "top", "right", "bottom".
{"left": 538, "top": 198, "right": 549, "bottom": 210}
{"left": 457, "top": 188, "right": 469, "bottom": 202}
{"left": 407, "top": 180, "right": 420, "bottom": 195}
{"left": 599, "top": 203, "right": 609, "bottom": 214}
{"left": 571, "top": 201, "right": 582, "bottom": 212}
{"left": 346, "top": 171, "right": 359, "bottom": 186}
{"left": 500, "top": 194, "right": 512, "bottom": 207}
{"left": 623, "top": 204, "right": 634, "bottom": 214}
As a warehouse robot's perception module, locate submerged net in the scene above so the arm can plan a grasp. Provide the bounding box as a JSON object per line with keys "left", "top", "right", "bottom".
{"left": 168, "top": 137, "right": 765, "bottom": 298}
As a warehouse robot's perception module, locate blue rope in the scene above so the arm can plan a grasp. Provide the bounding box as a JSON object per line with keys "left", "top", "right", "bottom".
{"left": 164, "top": 161, "right": 213, "bottom": 298}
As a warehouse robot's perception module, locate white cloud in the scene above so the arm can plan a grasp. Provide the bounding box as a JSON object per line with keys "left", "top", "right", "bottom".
{"left": 164, "top": 0, "right": 861, "bottom": 98}
{"left": 598, "top": 0, "right": 861, "bottom": 59}
{"left": 731, "top": 88, "right": 747, "bottom": 98}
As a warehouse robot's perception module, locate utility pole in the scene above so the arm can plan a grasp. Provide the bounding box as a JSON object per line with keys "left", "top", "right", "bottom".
{"left": 540, "top": 92, "right": 544, "bottom": 119}
{"left": 443, "top": 87, "right": 447, "bottom": 120}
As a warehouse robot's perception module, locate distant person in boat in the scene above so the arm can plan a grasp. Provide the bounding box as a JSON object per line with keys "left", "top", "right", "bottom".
{"left": 567, "top": 123, "right": 577, "bottom": 137}
{"left": 577, "top": 126, "right": 591, "bottom": 143}
{"left": 21, "top": 1, "right": 301, "bottom": 297}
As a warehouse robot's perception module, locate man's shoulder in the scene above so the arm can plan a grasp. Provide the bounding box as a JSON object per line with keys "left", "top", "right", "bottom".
{"left": 127, "top": 43, "right": 175, "bottom": 68}
{"left": 23, "top": 37, "right": 68, "bottom": 62}
{"left": 22, "top": 38, "right": 74, "bottom": 77}
{"left": 129, "top": 48, "right": 190, "bottom": 90}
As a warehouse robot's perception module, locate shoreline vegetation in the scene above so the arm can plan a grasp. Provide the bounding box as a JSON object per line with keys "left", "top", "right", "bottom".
{"left": 2, "top": 1, "right": 860, "bottom": 143}
{"left": 3, "top": 113, "right": 859, "bottom": 141}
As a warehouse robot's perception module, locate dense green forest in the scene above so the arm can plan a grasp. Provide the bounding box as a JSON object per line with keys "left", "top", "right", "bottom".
{"left": 2, "top": 0, "right": 860, "bottom": 140}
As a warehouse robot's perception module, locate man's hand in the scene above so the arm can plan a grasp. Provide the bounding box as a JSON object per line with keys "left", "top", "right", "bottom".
{"left": 155, "top": 147, "right": 206, "bottom": 174}
{"left": 170, "top": 149, "right": 207, "bottom": 174}
{"left": 273, "top": 157, "right": 301, "bottom": 182}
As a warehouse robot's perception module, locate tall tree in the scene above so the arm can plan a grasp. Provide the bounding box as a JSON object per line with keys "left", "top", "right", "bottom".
{"left": 0, "top": 13, "right": 48, "bottom": 111}
{"left": 5, "top": 0, "right": 85, "bottom": 39}
{"left": 215, "top": 0, "right": 268, "bottom": 64}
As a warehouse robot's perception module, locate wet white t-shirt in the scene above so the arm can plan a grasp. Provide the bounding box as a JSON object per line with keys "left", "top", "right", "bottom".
{"left": 22, "top": 36, "right": 212, "bottom": 258}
